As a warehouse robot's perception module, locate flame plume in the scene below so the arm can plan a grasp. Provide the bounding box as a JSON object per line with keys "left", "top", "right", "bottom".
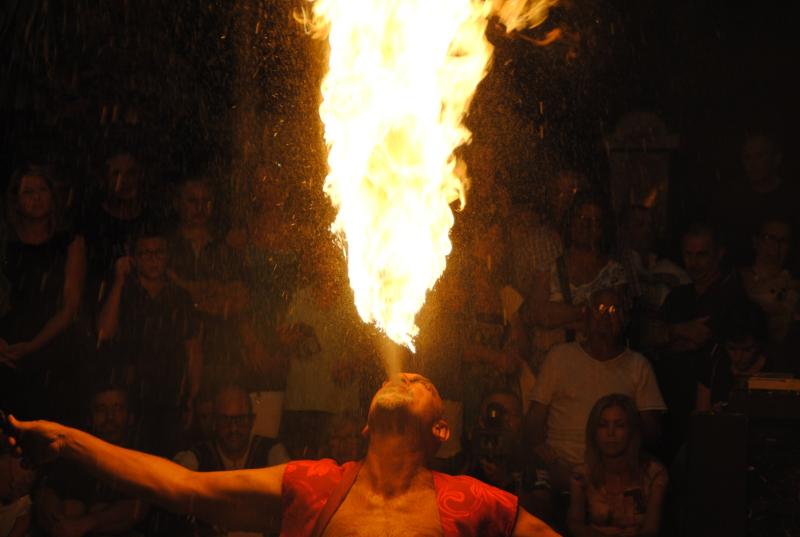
{"left": 309, "top": 0, "right": 553, "bottom": 350}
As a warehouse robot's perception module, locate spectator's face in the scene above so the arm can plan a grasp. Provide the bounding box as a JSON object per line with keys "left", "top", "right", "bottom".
{"left": 90, "top": 389, "right": 130, "bottom": 445}
{"left": 754, "top": 220, "right": 791, "bottom": 269}
{"left": 571, "top": 202, "right": 604, "bottom": 250}
{"left": 133, "top": 237, "right": 168, "bottom": 280}
{"left": 682, "top": 233, "right": 721, "bottom": 283}
{"left": 742, "top": 135, "right": 780, "bottom": 187}
{"left": 725, "top": 336, "right": 760, "bottom": 373}
{"left": 595, "top": 405, "right": 629, "bottom": 458}
{"left": 177, "top": 181, "right": 214, "bottom": 227}
{"left": 479, "top": 393, "right": 522, "bottom": 435}
{"left": 214, "top": 390, "right": 254, "bottom": 457}
{"left": 587, "top": 289, "right": 624, "bottom": 339}
{"left": 17, "top": 174, "right": 52, "bottom": 220}
{"left": 106, "top": 153, "right": 141, "bottom": 201}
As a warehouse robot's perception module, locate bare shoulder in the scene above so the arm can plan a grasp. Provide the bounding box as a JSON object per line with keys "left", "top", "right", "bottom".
{"left": 512, "top": 507, "right": 561, "bottom": 537}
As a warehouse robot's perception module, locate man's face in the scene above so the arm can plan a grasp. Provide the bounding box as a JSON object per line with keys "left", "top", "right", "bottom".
{"left": 106, "top": 153, "right": 141, "bottom": 201}
{"left": 214, "top": 390, "right": 254, "bottom": 457}
{"left": 90, "top": 389, "right": 130, "bottom": 445}
{"left": 549, "top": 170, "right": 582, "bottom": 219}
{"left": 587, "top": 289, "right": 624, "bottom": 340}
{"left": 682, "top": 233, "right": 721, "bottom": 284}
{"left": 571, "top": 202, "right": 604, "bottom": 249}
{"left": 133, "top": 237, "right": 168, "bottom": 281}
{"left": 176, "top": 181, "right": 213, "bottom": 227}
{"left": 726, "top": 336, "right": 760, "bottom": 373}
{"left": 17, "top": 174, "right": 53, "bottom": 220}
{"left": 742, "top": 135, "right": 780, "bottom": 187}
{"left": 755, "top": 220, "right": 791, "bottom": 269}
{"left": 368, "top": 373, "right": 448, "bottom": 442}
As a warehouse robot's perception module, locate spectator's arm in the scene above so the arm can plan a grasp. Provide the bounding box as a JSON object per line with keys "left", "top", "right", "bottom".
{"left": 9, "top": 418, "right": 285, "bottom": 534}
{"left": 696, "top": 382, "right": 711, "bottom": 412}
{"left": 511, "top": 506, "right": 560, "bottom": 537}
{"left": 96, "top": 255, "right": 131, "bottom": 342}
{"left": 567, "top": 472, "right": 606, "bottom": 537}
{"left": 8, "top": 236, "right": 86, "bottom": 359}
{"left": 524, "top": 269, "right": 583, "bottom": 329}
{"left": 638, "top": 468, "right": 668, "bottom": 537}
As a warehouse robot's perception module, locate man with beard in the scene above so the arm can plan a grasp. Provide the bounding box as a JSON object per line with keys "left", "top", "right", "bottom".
{"left": 4, "top": 374, "right": 558, "bottom": 537}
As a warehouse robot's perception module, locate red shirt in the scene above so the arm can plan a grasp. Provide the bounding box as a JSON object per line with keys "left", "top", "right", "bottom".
{"left": 281, "top": 459, "right": 518, "bottom": 537}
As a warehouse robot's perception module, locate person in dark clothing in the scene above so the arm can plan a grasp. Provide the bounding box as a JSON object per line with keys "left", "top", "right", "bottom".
{"left": 96, "top": 226, "right": 201, "bottom": 456}
{"left": 653, "top": 223, "right": 749, "bottom": 459}
{"left": 696, "top": 302, "right": 769, "bottom": 412}
{"left": 0, "top": 164, "right": 86, "bottom": 422}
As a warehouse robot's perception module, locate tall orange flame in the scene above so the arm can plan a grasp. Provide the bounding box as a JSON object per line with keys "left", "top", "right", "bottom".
{"left": 309, "top": 0, "right": 553, "bottom": 350}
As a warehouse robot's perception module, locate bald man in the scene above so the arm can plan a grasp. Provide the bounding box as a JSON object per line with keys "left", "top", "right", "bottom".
{"left": 5, "top": 374, "right": 558, "bottom": 537}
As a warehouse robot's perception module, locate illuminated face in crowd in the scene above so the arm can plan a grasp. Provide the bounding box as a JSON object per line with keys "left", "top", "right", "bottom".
{"left": 214, "top": 388, "right": 255, "bottom": 459}
{"left": 681, "top": 232, "right": 722, "bottom": 285}
{"left": 106, "top": 152, "right": 141, "bottom": 202}
{"left": 595, "top": 405, "right": 629, "bottom": 458}
{"left": 571, "top": 202, "right": 605, "bottom": 251}
{"left": 742, "top": 134, "right": 781, "bottom": 188}
{"left": 754, "top": 219, "right": 791, "bottom": 270}
{"left": 17, "top": 174, "right": 53, "bottom": 221}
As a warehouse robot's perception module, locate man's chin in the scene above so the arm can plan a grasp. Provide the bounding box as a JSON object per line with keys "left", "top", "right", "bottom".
{"left": 373, "top": 390, "right": 414, "bottom": 411}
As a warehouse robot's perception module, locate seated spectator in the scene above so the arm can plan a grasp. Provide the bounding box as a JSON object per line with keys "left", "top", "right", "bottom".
{"left": 320, "top": 413, "right": 366, "bottom": 465}
{"left": 696, "top": 302, "right": 768, "bottom": 412}
{"left": 568, "top": 394, "right": 668, "bottom": 537}
{"left": 79, "top": 149, "right": 148, "bottom": 314}
{"left": 650, "top": 223, "right": 748, "bottom": 457}
{"left": 34, "top": 383, "right": 148, "bottom": 537}
{"left": 173, "top": 384, "right": 288, "bottom": 537}
{"left": 709, "top": 129, "right": 800, "bottom": 267}
{"left": 168, "top": 174, "right": 252, "bottom": 389}
{"left": 466, "top": 391, "right": 526, "bottom": 495}
{"left": 739, "top": 217, "right": 798, "bottom": 345}
{"left": 0, "top": 164, "right": 86, "bottom": 421}
{"left": 525, "top": 192, "right": 626, "bottom": 370}
{"left": 0, "top": 449, "right": 36, "bottom": 537}
{"left": 525, "top": 287, "right": 665, "bottom": 493}
{"left": 174, "top": 384, "right": 289, "bottom": 472}
{"left": 96, "top": 225, "right": 201, "bottom": 455}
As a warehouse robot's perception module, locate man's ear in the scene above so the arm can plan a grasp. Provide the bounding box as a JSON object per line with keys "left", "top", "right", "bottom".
{"left": 432, "top": 418, "right": 450, "bottom": 444}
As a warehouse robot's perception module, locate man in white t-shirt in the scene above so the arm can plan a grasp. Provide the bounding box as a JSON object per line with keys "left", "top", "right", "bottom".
{"left": 525, "top": 287, "right": 666, "bottom": 492}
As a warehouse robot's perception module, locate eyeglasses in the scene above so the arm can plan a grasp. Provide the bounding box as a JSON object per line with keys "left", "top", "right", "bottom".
{"left": 216, "top": 414, "right": 254, "bottom": 428}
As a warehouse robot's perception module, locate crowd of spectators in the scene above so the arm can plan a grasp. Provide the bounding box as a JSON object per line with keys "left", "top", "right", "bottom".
{"left": 0, "top": 126, "right": 798, "bottom": 536}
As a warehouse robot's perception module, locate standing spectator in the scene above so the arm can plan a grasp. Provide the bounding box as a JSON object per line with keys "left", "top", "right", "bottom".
{"left": 568, "top": 394, "right": 668, "bottom": 537}
{"left": 709, "top": 130, "right": 800, "bottom": 266}
{"left": 34, "top": 384, "right": 148, "bottom": 537}
{"left": 96, "top": 226, "right": 201, "bottom": 455}
{"left": 0, "top": 164, "right": 86, "bottom": 421}
{"left": 739, "top": 217, "right": 798, "bottom": 345}
{"left": 79, "top": 149, "right": 148, "bottom": 314}
{"left": 168, "top": 175, "right": 251, "bottom": 390}
{"left": 525, "top": 193, "right": 626, "bottom": 370}
{"left": 652, "top": 223, "right": 748, "bottom": 458}
{"left": 525, "top": 287, "right": 665, "bottom": 493}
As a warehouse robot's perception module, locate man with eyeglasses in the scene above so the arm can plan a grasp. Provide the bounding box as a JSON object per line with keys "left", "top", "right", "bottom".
{"left": 173, "top": 385, "right": 289, "bottom": 537}
{"left": 96, "top": 225, "right": 202, "bottom": 456}
{"left": 525, "top": 287, "right": 665, "bottom": 497}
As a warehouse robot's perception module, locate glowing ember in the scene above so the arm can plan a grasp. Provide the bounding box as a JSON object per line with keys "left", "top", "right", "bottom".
{"left": 308, "top": 0, "right": 553, "bottom": 350}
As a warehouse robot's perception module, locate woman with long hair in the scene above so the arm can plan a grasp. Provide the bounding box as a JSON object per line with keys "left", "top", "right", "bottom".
{"left": 568, "top": 393, "right": 668, "bottom": 537}
{"left": 0, "top": 164, "right": 86, "bottom": 420}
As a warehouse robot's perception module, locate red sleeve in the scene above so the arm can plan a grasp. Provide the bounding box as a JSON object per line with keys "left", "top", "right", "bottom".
{"left": 280, "top": 459, "right": 351, "bottom": 537}
{"left": 434, "top": 473, "right": 519, "bottom": 537}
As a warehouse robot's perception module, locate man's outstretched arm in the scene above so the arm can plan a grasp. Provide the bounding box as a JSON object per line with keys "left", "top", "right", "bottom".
{"left": 7, "top": 417, "right": 285, "bottom": 533}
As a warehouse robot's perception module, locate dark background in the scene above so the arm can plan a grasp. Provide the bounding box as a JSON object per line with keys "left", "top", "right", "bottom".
{"left": 1, "top": 0, "right": 798, "bottom": 231}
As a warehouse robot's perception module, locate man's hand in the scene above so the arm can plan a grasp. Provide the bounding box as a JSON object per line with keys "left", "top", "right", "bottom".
{"left": 0, "top": 338, "right": 19, "bottom": 368}
{"left": 3, "top": 341, "right": 35, "bottom": 360}
{"left": 114, "top": 256, "right": 133, "bottom": 284}
{"left": 3, "top": 416, "right": 67, "bottom": 468}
